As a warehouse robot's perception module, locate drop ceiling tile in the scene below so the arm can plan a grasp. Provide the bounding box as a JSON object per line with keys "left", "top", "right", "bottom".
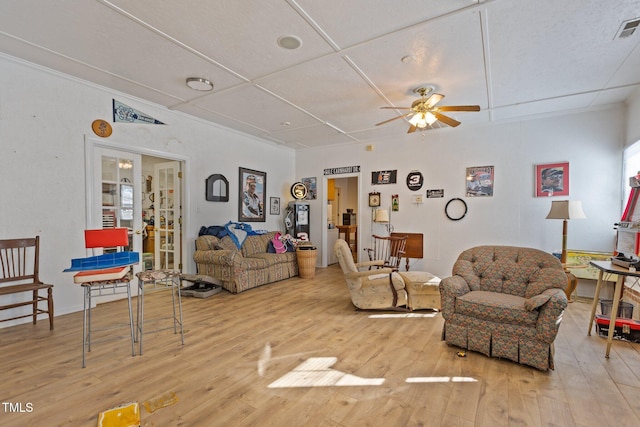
{"left": 107, "top": 0, "right": 336, "bottom": 79}
{"left": 190, "top": 85, "right": 321, "bottom": 132}
{"left": 486, "top": 0, "right": 640, "bottom": 107}
{"left": 294, "top": 0, "right": 481, "bottom": 47}
{"left": 345, "top": 10, "right": 488, "bottom": 109}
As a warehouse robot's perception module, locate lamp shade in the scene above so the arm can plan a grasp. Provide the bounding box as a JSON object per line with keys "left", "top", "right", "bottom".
{"left": 374, "top": 209, "right": 389, "bottom": 223}
{"left": 545, "top": 200, "right": 587, "bottom": 220}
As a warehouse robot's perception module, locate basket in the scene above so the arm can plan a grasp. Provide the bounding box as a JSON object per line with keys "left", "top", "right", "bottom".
{"left": 600, "top": 299, "right": 634, "bottom": 319}
{"left": 296, "top": 245, "right": 317, "bottom": 279}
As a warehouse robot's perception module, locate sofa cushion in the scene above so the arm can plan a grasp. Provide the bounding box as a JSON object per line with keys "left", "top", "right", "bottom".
{"left": 196, "top": 235, "right": 219, "bottom": 251}
{"left": 249, "top": 252, "right": 297, "bottom": 267}
{"left": 216, "top": 236, "right": 239, "bottom": 252}
{"left": 456, "top": 290, "right": 539, "bottom": 327}
{"left": 242, "top": 233, "right": 273, "bottom": 257}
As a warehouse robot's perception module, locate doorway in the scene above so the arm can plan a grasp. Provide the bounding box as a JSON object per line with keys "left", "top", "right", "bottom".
{"left": 324, "top": 174, "right": 360, "bottom": 266}
{"left": 86, "top": 138, "right": 186, "bottom": 284}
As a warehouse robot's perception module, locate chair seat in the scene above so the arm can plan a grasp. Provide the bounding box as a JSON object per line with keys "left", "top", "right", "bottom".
{"left": 73, "top": 266, "right": 130, "bottom": 283}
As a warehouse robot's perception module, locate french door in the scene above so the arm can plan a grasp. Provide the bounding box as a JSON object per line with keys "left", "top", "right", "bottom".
{"left": 90, "top": 145, "right": 144, "bottom": 277}
{"left": 153, "top": 161, "right": 181, "bottom": 270}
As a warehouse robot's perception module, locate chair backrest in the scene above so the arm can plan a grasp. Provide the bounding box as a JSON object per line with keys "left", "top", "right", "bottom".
{"left": 334, "top": 239, "right": 358, "bottom": 274}
{"left": 0, "top": 237, "right": 40, "bottom": 284}
{"left": 367, "top": 235, "right": 407, "bottom": 270}
{"left": 453, "top": 245, "right": 566, "bottom": 298}
{"left": 85, "top": 228, "right": 129, "bottom": 249}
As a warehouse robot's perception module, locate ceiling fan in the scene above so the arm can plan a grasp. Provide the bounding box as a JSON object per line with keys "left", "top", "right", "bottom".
{"left": 376, "top": 87, "right": 480, "bottom": 133}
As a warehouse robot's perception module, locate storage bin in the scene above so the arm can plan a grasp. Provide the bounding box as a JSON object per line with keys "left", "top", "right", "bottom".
{"left": 599, "top": 299, "right": 634, "bottom": 319}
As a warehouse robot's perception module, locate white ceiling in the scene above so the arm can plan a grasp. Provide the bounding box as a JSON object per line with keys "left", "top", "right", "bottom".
{"left": 1, "top": 0, "right": 639, "bottom": 149}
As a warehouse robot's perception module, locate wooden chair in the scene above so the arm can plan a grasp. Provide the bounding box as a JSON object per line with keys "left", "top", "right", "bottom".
{"left": 0, "top": 236, "right": 54, "bottom": 330}
{"left": 364, "top": 234, "right": 408, "bottom": 271}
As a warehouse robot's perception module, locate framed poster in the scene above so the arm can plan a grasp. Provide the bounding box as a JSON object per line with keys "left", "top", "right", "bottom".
{"left": 238, "top": 167, "right": 266, "bottom": 222}
{"left": 269, "top": 197, "right": 281, "bottom": 215}
{"left": 301, "top": 177, "right": 317, "bottom": 200}
{"left": 535, "top": 162, "right": 569, "bottom": 197}
{"left": 466, "top": 166, "right": 494, "bottom": 197}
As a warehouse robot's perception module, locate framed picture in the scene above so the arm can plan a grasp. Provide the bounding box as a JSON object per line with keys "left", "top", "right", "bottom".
{"left": 238, "top": 167, "right": 266, "bottom": 222}
{"left": 466, "top": 166, "right": 494, "bottom": 197}
{"left": 535, "top": 162, "right": 569, "bottom": 197}
{"left": 269, "top": 197, "right": 280, "bottom": 215}
{"left": 301, "top": 177, "right": 317, "bottom": 200}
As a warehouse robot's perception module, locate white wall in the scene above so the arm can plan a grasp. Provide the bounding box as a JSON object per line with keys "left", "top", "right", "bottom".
{"left": 626, "top": 87, "right": 640, "bottom": 147}
{"left": 0, "top": 55, "right": 296, "bottom": 325}
{"left": 298, "top": 107, "right": 625, "bottom": 277}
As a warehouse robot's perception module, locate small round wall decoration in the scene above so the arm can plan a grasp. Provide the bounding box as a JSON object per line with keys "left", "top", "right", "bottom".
{"left": 91, "top": 119, "right": 112, "bottom": 138}
{"left": 290, "top": 182, "right": 308, "bottom": 200}
{"left": 445, "top": 198, "right": 468, "bottom": 221}
{"left": 406, "top": 171, "right": 424, "bottom": 191}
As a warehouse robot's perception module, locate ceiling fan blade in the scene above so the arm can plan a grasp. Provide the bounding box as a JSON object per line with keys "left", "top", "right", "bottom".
{"left": 407, "top": 124, "right": 417, "bottom": 134}
{"left": 380, "top": 106, "right": 413, "bottom": 110}
{"left": 434, "top": 112, "right": 461, "bottom": 127}
{"left": 375, "top": 112, "right": 413, "bottom": 126}
{"left": 425, "top": 93, "right": 444, "bottom": 108}
{"left": 438, "top": 105, "right": 481, "bottom": 112}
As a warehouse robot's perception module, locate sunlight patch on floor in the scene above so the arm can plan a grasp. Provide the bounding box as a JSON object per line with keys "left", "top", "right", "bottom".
{"left": 368, "top": 312, "right": 438, "bottom": 319}
{"left": 406, "top": 376, "right": 478, "bottom": 383}
{"left": 267, "top": 357, "right": 385, "bottom": 388}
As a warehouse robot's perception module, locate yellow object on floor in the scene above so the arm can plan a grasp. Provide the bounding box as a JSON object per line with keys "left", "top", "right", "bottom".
{"left": 143, "top": 391, "right": 179, "bottom": 413}
{"left": 97, "top": 402, "right": 140, "bottom": 427}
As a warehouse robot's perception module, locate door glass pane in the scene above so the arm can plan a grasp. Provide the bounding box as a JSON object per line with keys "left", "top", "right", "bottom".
{"left": 102, "top": 157, "right": 117, "bottom": 181}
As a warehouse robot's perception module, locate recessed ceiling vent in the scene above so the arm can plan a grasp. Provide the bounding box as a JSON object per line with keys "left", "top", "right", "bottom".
{"left": 615, "top": 18, "right": 640, "bottom": 39}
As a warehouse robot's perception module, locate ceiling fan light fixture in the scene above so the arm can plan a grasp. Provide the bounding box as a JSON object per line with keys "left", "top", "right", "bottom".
{"left": 409, "top": 112, "right": 437, "bottom": 129}
{"left": 186, "top": 77, "right": 213, "bottom": 91}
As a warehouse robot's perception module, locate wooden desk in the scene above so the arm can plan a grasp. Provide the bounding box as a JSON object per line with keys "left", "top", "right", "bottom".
{"left": 337, "top": 225, "right": 357, "bottom": 261}
{"left": 587, "top": 260, "right": 640, "bottom": 358}
{"left": 391, "top": 232, "right": 423, "bottom": 271}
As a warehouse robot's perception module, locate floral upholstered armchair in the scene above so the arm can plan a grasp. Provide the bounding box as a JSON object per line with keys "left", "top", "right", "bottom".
{"left": 334, "top": 239, "right": 408, "bottom": 310}
{"left": 440, "top": 245, "right": 568, "bottom": 370}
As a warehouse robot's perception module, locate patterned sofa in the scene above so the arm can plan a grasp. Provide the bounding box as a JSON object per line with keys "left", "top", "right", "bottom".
{"left": 194, "top": 232, "right": 298, "bottom": 294}
{"left": 440, "top": 245, "right": 568, "bottom": 370}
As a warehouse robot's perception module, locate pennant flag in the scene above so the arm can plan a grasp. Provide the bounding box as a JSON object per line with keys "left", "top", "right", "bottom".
{"left": 112, "top": 99, "right": 165, "bottom": 125}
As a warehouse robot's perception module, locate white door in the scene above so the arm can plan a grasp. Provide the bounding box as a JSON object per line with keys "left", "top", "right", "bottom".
{"left": 91, "top": 146, "right": 144, "bottom": 276}
{"left": 153, "top": 161, "right": 181, "bottom": 271}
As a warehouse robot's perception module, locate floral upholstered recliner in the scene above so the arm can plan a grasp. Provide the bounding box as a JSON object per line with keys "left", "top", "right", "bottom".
{"left": 440, "top": 245, "right": 568, "bottom": 370}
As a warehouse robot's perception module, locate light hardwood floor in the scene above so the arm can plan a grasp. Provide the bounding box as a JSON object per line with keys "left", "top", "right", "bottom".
{"left": 2, "top": 265, "right": 640, "bottom": 426}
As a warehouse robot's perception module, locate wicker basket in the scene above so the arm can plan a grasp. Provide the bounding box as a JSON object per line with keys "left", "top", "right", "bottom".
{"left": 296, "top": 246, "right": 317, "bottom": 278}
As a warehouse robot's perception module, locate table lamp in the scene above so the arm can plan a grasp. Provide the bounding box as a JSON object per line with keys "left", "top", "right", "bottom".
{"left": 545, "top": 200, "right": 586, "bottom": 263}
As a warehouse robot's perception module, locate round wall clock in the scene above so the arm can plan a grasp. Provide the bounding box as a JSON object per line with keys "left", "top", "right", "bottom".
{"left": 406, "top": 171, "right": 424, "bottom": 191}
{"left": 91, "top": 119, "right": 112, "bottom": 138}
{"left": 368, "top": 192, "right": 381, "bottom": 207}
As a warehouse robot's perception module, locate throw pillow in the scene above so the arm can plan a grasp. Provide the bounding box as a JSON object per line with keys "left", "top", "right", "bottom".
{"left": 524, "top": 294, "right": 551, "bottom": 311}
{"left": 271, "top": 232, "right": 286, "bottom": 254}
{"left": 216, "top": 236, "right": 238, "bottom": 251}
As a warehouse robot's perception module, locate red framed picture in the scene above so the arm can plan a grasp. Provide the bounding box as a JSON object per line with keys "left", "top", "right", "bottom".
{"left": 535, "top": 162, "right": 569, "bottom": 197}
